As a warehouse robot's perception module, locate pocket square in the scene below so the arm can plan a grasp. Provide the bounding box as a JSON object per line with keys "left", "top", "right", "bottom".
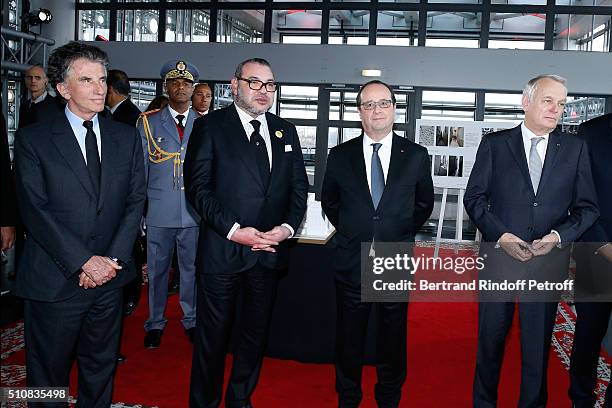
{"left": 285, "top": 145, "right": 292, "bottom": 152}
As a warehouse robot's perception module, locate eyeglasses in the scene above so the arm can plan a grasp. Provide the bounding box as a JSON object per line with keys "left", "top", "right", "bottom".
{"left": 237, "top": 77, "right": 277, "bottom": 92}
{"left": 360, "top": 99, "right": 393, "bottom": 110}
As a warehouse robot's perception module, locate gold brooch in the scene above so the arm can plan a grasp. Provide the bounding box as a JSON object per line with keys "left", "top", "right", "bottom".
{"left": 275, "top": 130, "right": 283, "bottom": 139}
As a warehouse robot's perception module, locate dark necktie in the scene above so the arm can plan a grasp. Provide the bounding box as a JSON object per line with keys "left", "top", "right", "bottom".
{"left": 176, "top": 114, "right": 185, "bottom": 130}
{"left": 371, "top": 143, "right": 384, "bottom": 209}
{"left": 250, "top": 119, "right": 270, "bottom": 187}
{"left": 82, "top": 120, "right": 100, "bottom": 196}
{"left": 176, "top": 114, "right": 185, "bottom": 141}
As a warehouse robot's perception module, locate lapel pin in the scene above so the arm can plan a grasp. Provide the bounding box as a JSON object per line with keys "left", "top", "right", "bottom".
{"left": 156, "top": 137, "right": 164, "bottom": 143}
{"left": 275, "top": 130, "right": 283, "bottom": 139}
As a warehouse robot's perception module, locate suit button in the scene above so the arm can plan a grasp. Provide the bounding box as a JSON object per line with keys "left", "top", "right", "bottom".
{"left": 90, "top": 235, "right": 97, "bottom": 241}
{"left": 265, "top": 195, "right": 270, "bottom": 200}
{"left": 533, "top": 202, "right": 538, "bottom": 207}
{"left": 373, "top": 216, "right": 380, "bottom": 221}
{"left": 96, "top": 209, "right": 102, "bottom": 215}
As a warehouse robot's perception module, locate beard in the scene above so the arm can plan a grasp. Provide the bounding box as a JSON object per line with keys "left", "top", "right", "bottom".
{"left": 234, "top": 88, "right": 271, "bottom": 116}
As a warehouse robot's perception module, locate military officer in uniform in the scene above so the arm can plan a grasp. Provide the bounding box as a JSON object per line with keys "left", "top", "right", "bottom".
{"left": 138, "top": 60, "right": 200, "bottom": 348}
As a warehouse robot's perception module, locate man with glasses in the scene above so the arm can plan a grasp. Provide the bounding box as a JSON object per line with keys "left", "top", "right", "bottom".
{"left": 321, "top": 80, "right": 434, "bottom": 407}
{"left": 184, "top": 57, "right": 308, "bottom": 408}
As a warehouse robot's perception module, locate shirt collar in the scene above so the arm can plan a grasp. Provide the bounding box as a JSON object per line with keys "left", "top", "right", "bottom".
{"left": 167, "top": 105, "right": 190, "bottom": 121}
{"left": 235, "top": 103, "right": 266, "bottom": 124}
{"left": 65, "top": 104, "right": 99, "bottom": 131}
{"left": 363, "top": 131, "right": 393, "bottom": 150}
{"left": 521, "top": 121, "right": 550, "bottom": 141}
{"left": 32, "top": 91, "right": 47, "bottom": 104}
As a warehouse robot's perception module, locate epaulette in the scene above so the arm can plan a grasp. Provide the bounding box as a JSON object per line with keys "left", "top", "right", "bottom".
{"left": 140, "top": 109, "right": 161, "bottom": 117}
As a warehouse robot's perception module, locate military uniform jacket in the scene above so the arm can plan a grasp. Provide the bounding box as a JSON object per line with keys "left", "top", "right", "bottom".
{"left": 138, "top": 106, "right": 200, "bottom": 228}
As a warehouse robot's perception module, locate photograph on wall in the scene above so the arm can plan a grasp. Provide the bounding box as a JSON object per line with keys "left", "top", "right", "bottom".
{"left": 435, "top": 126, "right": 449, "bottom": 146}
{"left": 416, "top": 119, "right": 516, "bottom": 188}
{"left": 448, "top": 127, "right": 464, "bottom": 147}
{"left": 419, "top": 125, "right": 435, "bottom": 146}
{"left": 434, "top": 155, "right": 448, "bottom": 176}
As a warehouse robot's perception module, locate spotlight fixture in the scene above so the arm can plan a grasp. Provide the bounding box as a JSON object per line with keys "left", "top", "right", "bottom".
{"left": 23, "top": 8, "right": 53, "bottom": 26}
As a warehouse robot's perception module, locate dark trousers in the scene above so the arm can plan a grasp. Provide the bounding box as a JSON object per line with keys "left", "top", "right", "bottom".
{"left": 334, "top": 280, "right": 408, "bottom": 408}
{"left": 189, "top": 264, "right": 279, "bottom": 408}
{"left": 473, "top": 301, "right": 558, "bottom": 408}
{"left": 24, "top": 288, "right": 122, "bottom": 408}
{"left": 569, "top": 301, "right": 612, "bottom": 407}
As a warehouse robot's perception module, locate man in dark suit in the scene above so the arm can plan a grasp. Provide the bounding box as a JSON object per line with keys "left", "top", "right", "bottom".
{"left": 184, "top": 57, "right": 308, "bottom": 408}
{"left": 1, "top": 110, "right": 17, "bottom": 252}
{"left": 106, "top": 69, "right": 142, "bottom": 127}
{"left": 19, "top": 64, "right": 63, "bottom": 128}
{"left": 464, "top": 74, "right": 599, "bottom": 407}
{"left": 569, "top": 112, "right": 612, "bottom": 408}
{"left": 321, "top": 80, "right": 434, "bottom": 407}
{"left": 13, "top": 41, "right": 146, "bottom": 407}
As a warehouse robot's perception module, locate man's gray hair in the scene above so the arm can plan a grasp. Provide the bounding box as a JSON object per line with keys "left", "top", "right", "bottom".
{"left": 523, "top": 74, "right": 567, "bottom": 102}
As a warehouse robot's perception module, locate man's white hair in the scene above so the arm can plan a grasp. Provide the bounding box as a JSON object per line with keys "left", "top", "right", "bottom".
{"left": 523, "top": 74, "right": 567, "bottom": 102}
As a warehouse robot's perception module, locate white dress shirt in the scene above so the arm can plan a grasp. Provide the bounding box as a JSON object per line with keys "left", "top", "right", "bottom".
{"left": 235, "top": 103, "right": 272, "bottom": 169}
{"left": 227, "top": 104, "right": 294, "bottom": 240}
{"left": 65, "top": 105, "right": 101, "bottom": 164}
{"left": 167, "top": 105, "right": 191, "bottom": 126}
{"left": 363, "top": 131, "right": 393, "bottom": 194}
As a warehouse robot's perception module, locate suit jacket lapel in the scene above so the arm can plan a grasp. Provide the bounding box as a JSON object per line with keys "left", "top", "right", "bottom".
{"left": 506, "top": 125, "right": 533, "bottom": 195}
{"left": 97, "top": 117, "right": 117, "bottom": 208}
{"left": 183, "top": 108, "right": 197, "bottom": 143}
{"left": 224, "top": 105, "right": 264, "bottom": 190}
{"left": 537, "top": 129, "right": 562, "bottom": 195}
{"left": 352, "top": 135, "right": 375, "bottom": 211}
{"left": 51, "top": 116, "right": 97, "bottom": 199}
{"left": 265, "top": 113, "right": 285, "bottom": 193}
{"left": 161, "top": 107, "right": 181, "bottom": 145}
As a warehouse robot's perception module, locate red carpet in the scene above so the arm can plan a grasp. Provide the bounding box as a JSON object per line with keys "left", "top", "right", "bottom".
{"left": 110, "top": 293, "right": 598, "bottom": 407}
{"left": 3, "top": 287, "right": 610, "bottom": 407}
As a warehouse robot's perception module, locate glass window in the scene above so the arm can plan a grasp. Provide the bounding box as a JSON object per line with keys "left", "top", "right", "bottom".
{"left": 117, "top": 9, "right": 160, "bottom": 42}
{"left": 79, "top": 0, "right": 110, "bottom": 2}
{"left": 329, "top": 10, "right": 370, "bottom": 45}
{"left": 166, "top": 9, "right": 210, "bottom": 42}
{"left": 429, "top": 0, "right": 481, "bottom": 3}
{"left": 553, "top": 15, "right": 611, "bottom": 52}
{"left": 129, "top": 81, "right": 157, "bottom": 112}
{"left": 488, "top": 12, "right": 546, "bottom": 49}
{"left": 426, "top": 12, "right": 481, "bottom": 48}
{"left": 272, "top": 10, "right": 322, "bottom": 44}
{"left": 217, "top": 10, "right": 264, "bottom": 43}
{"left": 78, "top": 10, "right": 110, "bottom": 41}
{"left": 214, "top": 83, "right": 233, "bottom": 110}
{"left": 484, "top": 92, "right": 524, "bottom": 124}
{"left": 422, "top": 91, "right": 476, "bottom": 121}
{"left": 280, "top": 85, "right": 319, "bottom": 101}
{"left": 377, "top": 11, "right": 418, "bottom": 46}
{"left": 556, "top": 0, "right": 608, "bottom": 4}
{"left": 492, "top": 0, "right": 546, "bottom": 4}
{"left": 296, "top": 125, "right": 317, "bottom": 173}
